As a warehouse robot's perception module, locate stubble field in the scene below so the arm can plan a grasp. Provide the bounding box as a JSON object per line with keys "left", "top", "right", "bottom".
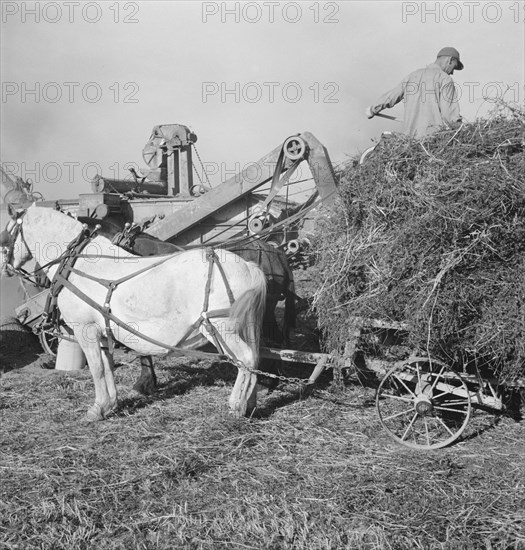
{"left": 1, "top": 270, "right": 524, "bottom": 550}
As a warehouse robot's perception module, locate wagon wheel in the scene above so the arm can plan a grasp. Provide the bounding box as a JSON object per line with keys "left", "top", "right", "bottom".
{"left": 376, "top": 357, "right": 472, "bottom": 450}
{"left": 39, "top": 324, "right": 67, "bottom": 356}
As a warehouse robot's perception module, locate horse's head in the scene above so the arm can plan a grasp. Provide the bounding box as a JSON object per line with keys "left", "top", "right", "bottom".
{"left": 1, "top": 204, "right": 32, "bottom": 276}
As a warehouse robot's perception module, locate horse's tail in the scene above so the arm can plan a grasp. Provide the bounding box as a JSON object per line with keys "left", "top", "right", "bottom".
{"left": 229, "top": 262, "right": 267, "bottom": 366}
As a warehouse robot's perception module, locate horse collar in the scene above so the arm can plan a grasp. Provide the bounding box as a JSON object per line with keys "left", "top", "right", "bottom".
{"left": 40, "top": 228, "right": 97, "bottom": 336}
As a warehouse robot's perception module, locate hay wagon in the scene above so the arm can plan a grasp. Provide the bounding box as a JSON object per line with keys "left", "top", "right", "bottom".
{"left": 347, "top": 318, "right": 523, "bottom": 450}
{"left": 257, "top": 314, "right": 524, "bottom": 451}
{"left": 307, "top": 117, "right": 525, "bottom": 450}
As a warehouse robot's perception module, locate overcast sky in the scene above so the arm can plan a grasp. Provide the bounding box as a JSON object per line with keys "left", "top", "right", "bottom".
{"left": 1, "top": 0, "right": 524, "bottom": 200}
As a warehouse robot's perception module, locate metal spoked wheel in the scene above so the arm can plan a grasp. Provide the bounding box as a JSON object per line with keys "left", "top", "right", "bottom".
{"left": 39, "top": 329, "right": 60, "bottom": 356}
{"left": 376, "top": 357, "right": 472, "bottom": 450}
{"left": 39, "top": 324, "right": 68, "bottom": 356}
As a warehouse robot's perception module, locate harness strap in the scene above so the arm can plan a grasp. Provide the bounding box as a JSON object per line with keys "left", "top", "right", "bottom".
{"left": 52, "top": 272, "right": 235, "bottom": 362}
{"left": 4, "top": 213, "right": 48, "bottom": 286}
{"left": 202, "top": 249, "right": 215, "bottom": 314}
{"left": 199, "top": 312, "right": 236, "bottom": 358}
{"left": 40, "top": 228, "right": 93, "bottom": 331}
{"left": 197, "top": 250, "right": 236, "bottom": 357}
{"left": 103, "top": 282, "right": 117, "bottom": 353}
{"left": 176, "top": 248, "right": 235, "bottom": 353}
{"left": 38, "top": 235, "right": 242, "bottom": 363}
{"left": 205, "top": 248, "right": 235, "bottom": 306}
{"left": 61, "top": 251, "right": 181, "bottom": 289}
{"left": 49, "top": 248, "right": 183, "bottom": 353}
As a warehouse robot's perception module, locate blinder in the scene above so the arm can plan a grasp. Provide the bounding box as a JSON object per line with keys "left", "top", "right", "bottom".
{"left": 0, "top": 229, "right": 13, "bottom": 247}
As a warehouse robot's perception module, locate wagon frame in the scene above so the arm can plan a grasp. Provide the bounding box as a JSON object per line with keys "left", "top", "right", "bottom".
{"left": 248, "top": 314, "right": 521, "bottom": 451}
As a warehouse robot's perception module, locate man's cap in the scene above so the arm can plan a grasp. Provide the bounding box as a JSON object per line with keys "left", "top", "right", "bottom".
{"left": 437, "top": 47, "right": 464, "bottom": 70}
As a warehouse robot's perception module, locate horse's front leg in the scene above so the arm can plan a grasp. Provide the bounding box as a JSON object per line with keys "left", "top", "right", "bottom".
{"left": 133, "top": 355, "right": 157, "bottom": 395}
{"left": 74, "top": 324, "right": 117, "bottom": 421}
{"left": 100, "top": 338, "right": 118, "bottom": 413}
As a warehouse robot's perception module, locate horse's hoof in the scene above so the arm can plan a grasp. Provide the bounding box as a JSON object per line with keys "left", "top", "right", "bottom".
{"left": 228, "top": 403, "right": 254, "bottom": 418}
{"left": 133, "top": 381, "right": 156, "bottom": 396}
{"left": 84, "top": 403, "right": 104, "bottom": 422}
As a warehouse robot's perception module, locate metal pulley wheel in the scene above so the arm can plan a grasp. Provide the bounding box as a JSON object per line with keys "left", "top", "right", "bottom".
{"left": 283, "top": 136, "right": 307, "bottom": 161}
{"left": 286, "top": 239, "right": 300, "bottom": 254}
{"left": 248, "top": 215, "right": 268, "bottom": 234}
{"left": 248, "top": 207, "right": 268, "bottom": 235}
{"left": 286, "top": 238, "right": 310, "bottom": 255}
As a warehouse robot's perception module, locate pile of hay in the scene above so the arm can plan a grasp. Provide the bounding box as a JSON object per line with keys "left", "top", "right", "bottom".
{"left": 312, "top": 106, "right": 525, "bottom": 382}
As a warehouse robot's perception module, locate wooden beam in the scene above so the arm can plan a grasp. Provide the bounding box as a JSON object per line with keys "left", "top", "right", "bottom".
{"left": 145, "top": 144, "right": 284, "bottom": 241}
{"left": 260, "top": 346, "right": 331, "bottom": 365}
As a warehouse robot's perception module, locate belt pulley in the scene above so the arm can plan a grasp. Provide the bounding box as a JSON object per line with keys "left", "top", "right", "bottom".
{"left": 248, "top": 135, "right": 308, "bottom": 236}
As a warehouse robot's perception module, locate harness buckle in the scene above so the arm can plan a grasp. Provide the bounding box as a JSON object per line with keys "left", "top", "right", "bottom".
{"left": 205, "top": 247, "right": 215, "bottom": 262}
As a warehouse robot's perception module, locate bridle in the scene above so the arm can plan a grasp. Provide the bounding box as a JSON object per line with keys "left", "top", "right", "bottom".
{"left": 1, "top": 209, "right": 38, "bottom": 282}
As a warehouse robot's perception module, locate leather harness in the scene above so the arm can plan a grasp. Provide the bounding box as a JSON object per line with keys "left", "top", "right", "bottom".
{"left": 35, "top": 229, "right": 240, "bottom": 362}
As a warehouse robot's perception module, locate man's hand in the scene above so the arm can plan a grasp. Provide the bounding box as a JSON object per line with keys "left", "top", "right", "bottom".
{"left": 365, "top": 106, "right": 377, "bottom": 119}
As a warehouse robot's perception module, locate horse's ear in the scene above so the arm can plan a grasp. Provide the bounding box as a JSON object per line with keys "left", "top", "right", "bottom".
{"left": 6, "top": 201, "right": 31, "bottom": 220}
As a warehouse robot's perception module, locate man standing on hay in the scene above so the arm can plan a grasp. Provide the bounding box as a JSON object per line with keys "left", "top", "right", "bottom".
{"left": 366, "top": 47, "right": 464, "bottom": 138}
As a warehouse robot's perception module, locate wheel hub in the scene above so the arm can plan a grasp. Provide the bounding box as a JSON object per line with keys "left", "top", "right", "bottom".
{"left": 414, "top": 394, "right": 433, "bottom": 415}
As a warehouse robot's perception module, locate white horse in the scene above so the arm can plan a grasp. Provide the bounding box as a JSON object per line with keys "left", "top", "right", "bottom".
{"left": 1, "top": 204, "right": 267, "bottom": 421}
